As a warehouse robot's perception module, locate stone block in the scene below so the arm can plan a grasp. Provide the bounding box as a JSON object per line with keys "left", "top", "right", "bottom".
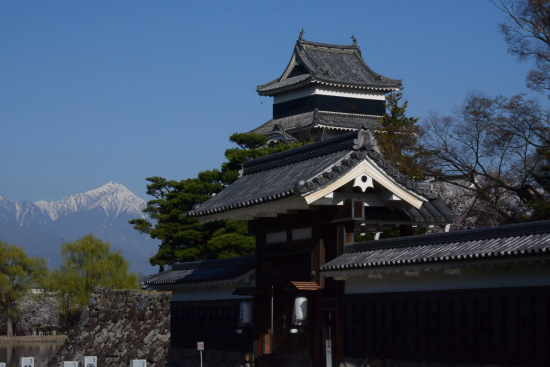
{"left": 204, "top": 349, "right": 214, "bottom": 360}
{"left": 138, "top": 297, "right": 148, "bottom": 311}
{"left": 183, "top": 348, "right": 196, "bottom": 358}
{"left": 151, "top": 348, "right": 164, "bottom": 363}
{"left": 143, "top": 330, "right": 155, "bottom": 344}
{"left": 211, "top": 351, "right": 224, "bottom": 365}
{"left": 227, "top": 351, "right": 242, "bottom": 362}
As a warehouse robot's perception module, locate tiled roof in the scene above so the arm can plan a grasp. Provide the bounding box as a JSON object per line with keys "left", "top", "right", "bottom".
{"left": 259, "top": 74, "right": 312, "bottom": 93}
{"left": 321, "top": 221, "right": 550, "bottom": 272}
{"left": 145, "top": 255, "right": 255, "bottom": 285}
{"left": 257, "top": 38, "right": 401, "bottom": 96}
{"left": 187, "top": 129, "right": 455, "bottom": 224}
{"left": 249, "top": 110, "right": 381, "bottom": 136}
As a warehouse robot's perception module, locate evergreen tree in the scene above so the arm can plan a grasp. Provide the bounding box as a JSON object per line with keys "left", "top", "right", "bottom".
{"left": 131, "top": 133, "right": 310, "bottom": 268}
{"left": 376, "top": 91, "right": 429, "bottom": 179}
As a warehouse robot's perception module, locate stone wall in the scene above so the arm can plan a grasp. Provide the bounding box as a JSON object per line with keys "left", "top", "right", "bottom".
{"left": 48, "top": 289, "right": 171, "bottom": 367}
{"left": 165, "top": 347, "right": 255, "bottom": 367}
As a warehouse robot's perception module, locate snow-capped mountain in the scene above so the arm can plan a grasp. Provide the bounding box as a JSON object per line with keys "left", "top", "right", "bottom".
{"left": 34, "top": 182, "right": 146, "bottom": 221}
{"left": 0, "top": 183, "right": 159, "bottom": 273}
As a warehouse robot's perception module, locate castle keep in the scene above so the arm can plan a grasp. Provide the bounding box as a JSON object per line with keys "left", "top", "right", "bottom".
{"left": 146, "top": 35, "right": 550, "bottom": 367}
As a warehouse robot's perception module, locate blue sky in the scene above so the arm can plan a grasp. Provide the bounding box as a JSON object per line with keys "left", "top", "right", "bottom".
{"left": 0, "top": 1, "right": 542, "bottom": 202}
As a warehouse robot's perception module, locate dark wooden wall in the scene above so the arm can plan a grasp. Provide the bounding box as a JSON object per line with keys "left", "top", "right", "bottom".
{"left": 272, "top": 95, "right": 384, "bottom": 119}
{"left": 171, "top": 300, "right": 254, "bottom": 353}
{"left": 343, "top": 286, "right": 550, "bottom": 366}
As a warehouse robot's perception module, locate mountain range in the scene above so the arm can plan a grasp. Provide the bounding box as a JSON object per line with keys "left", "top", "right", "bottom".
{"left": 0, "top": 182, "right": 159, "bottom": 273}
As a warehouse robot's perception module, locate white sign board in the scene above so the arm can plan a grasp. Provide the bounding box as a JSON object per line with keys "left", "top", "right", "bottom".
{"left": 197, "top": 341, "right": 204, "bottom": 351}
{"left": 62, "top": 362, "right": 78, "bottom": 367}
{"left": 82, "top": 356, "right": 97, "bottom": 367}
{"left": 130, "top": 360, "right": 147, "bottom": 367}
{"left": 0, "top": 362, "right": 6, "bottom": 367}
{"left": 326, "top": 339, "right": 332, "bottom": 367}
{"left": 19, "top": 357, "right": 34, "bottom": 367}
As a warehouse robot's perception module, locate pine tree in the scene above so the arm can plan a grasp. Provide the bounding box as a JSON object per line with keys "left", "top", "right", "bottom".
{"left": 376, "top": 91, "right": 428, "bottom": 179}
{"left": 131, "top": 133, "right": 310, "bottom": 268}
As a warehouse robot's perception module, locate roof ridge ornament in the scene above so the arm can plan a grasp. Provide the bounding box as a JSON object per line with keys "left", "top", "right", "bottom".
{"left": 353, "top": 129, "right": 375, "bottom": 150}
{"left": 299, "top": 29, "right": 305, "bottom": 41}
{"left": 351, "top": 34, "right": 357, "bottom": 47}
{"left": 312, "top": 108, "right": 320, "bottom": 123}
{"left": 239, "top": 156, "right": 251, "bottom": 178}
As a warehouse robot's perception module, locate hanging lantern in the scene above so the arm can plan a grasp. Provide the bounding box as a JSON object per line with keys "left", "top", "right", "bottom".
{"left": 292, "top": 296, "right": 308, "bottom": 325}
{"left": 240, "top": 301, "right": 253, "bottom": 325}
{"left": 237, "top": 300, "right": 253, "bottom": 333}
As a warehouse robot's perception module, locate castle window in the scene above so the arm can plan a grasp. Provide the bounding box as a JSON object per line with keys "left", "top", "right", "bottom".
{"left": 343, "top": 100, "right": 358, "bottom": 110}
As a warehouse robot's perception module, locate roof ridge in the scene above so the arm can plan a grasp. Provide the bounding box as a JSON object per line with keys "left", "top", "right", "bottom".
{"left": 242, "top": 130, "right": 365, "bottom": 175}
{"left": 318, "top": 110, "right": 383, "bottom": 118}
{"left": 299, "top": 38, "right": 358, "bottom": 50}
{"left": 171, "top": 255, "right": 255, "bottom": 271}
{"left": 345, "top": 220, "right": 550, "bottom": 253}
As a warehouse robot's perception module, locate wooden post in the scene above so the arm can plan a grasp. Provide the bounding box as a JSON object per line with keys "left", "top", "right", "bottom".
{"left": 310, "top": 225, "right": 322, "bottom": 367}
{"left": 334, "top": 222, "right": 353, "bottom": 366}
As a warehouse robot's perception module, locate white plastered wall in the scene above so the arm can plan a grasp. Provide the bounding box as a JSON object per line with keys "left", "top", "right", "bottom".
{"left": 273, "top": 85, "right": 387, "bottom": 104}
{"left": 171, "top": 287, "right": 253, "bottom": 302}
{"left": 341, "top": 258, "right": 550, "bottom": 294}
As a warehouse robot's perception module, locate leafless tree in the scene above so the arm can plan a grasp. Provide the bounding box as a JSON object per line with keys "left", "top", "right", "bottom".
{"left": 493, "top": 0, "right": 550, "bottom": 94}
{"left": 422, "top": 92, "right": 550, "bottom": 225}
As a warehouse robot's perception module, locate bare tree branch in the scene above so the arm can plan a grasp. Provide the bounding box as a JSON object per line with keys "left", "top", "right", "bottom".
{"left": 422, "top": 92, "right": 549, "bottom": 225}
{"left": 493, "top": 0, "right": 550, "bottom": 95}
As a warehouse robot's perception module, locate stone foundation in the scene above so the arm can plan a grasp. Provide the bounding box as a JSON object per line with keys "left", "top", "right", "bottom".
{"left": 166, "top": 347, "right": 255, "bottom": 367}
{"left": 48, "top": 289, "right": 171, "bottom": 367}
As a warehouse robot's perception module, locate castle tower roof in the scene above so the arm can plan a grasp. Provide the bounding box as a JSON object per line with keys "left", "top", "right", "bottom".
{"left": 257, "top": 35, "right": 401, "bottom": 96}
